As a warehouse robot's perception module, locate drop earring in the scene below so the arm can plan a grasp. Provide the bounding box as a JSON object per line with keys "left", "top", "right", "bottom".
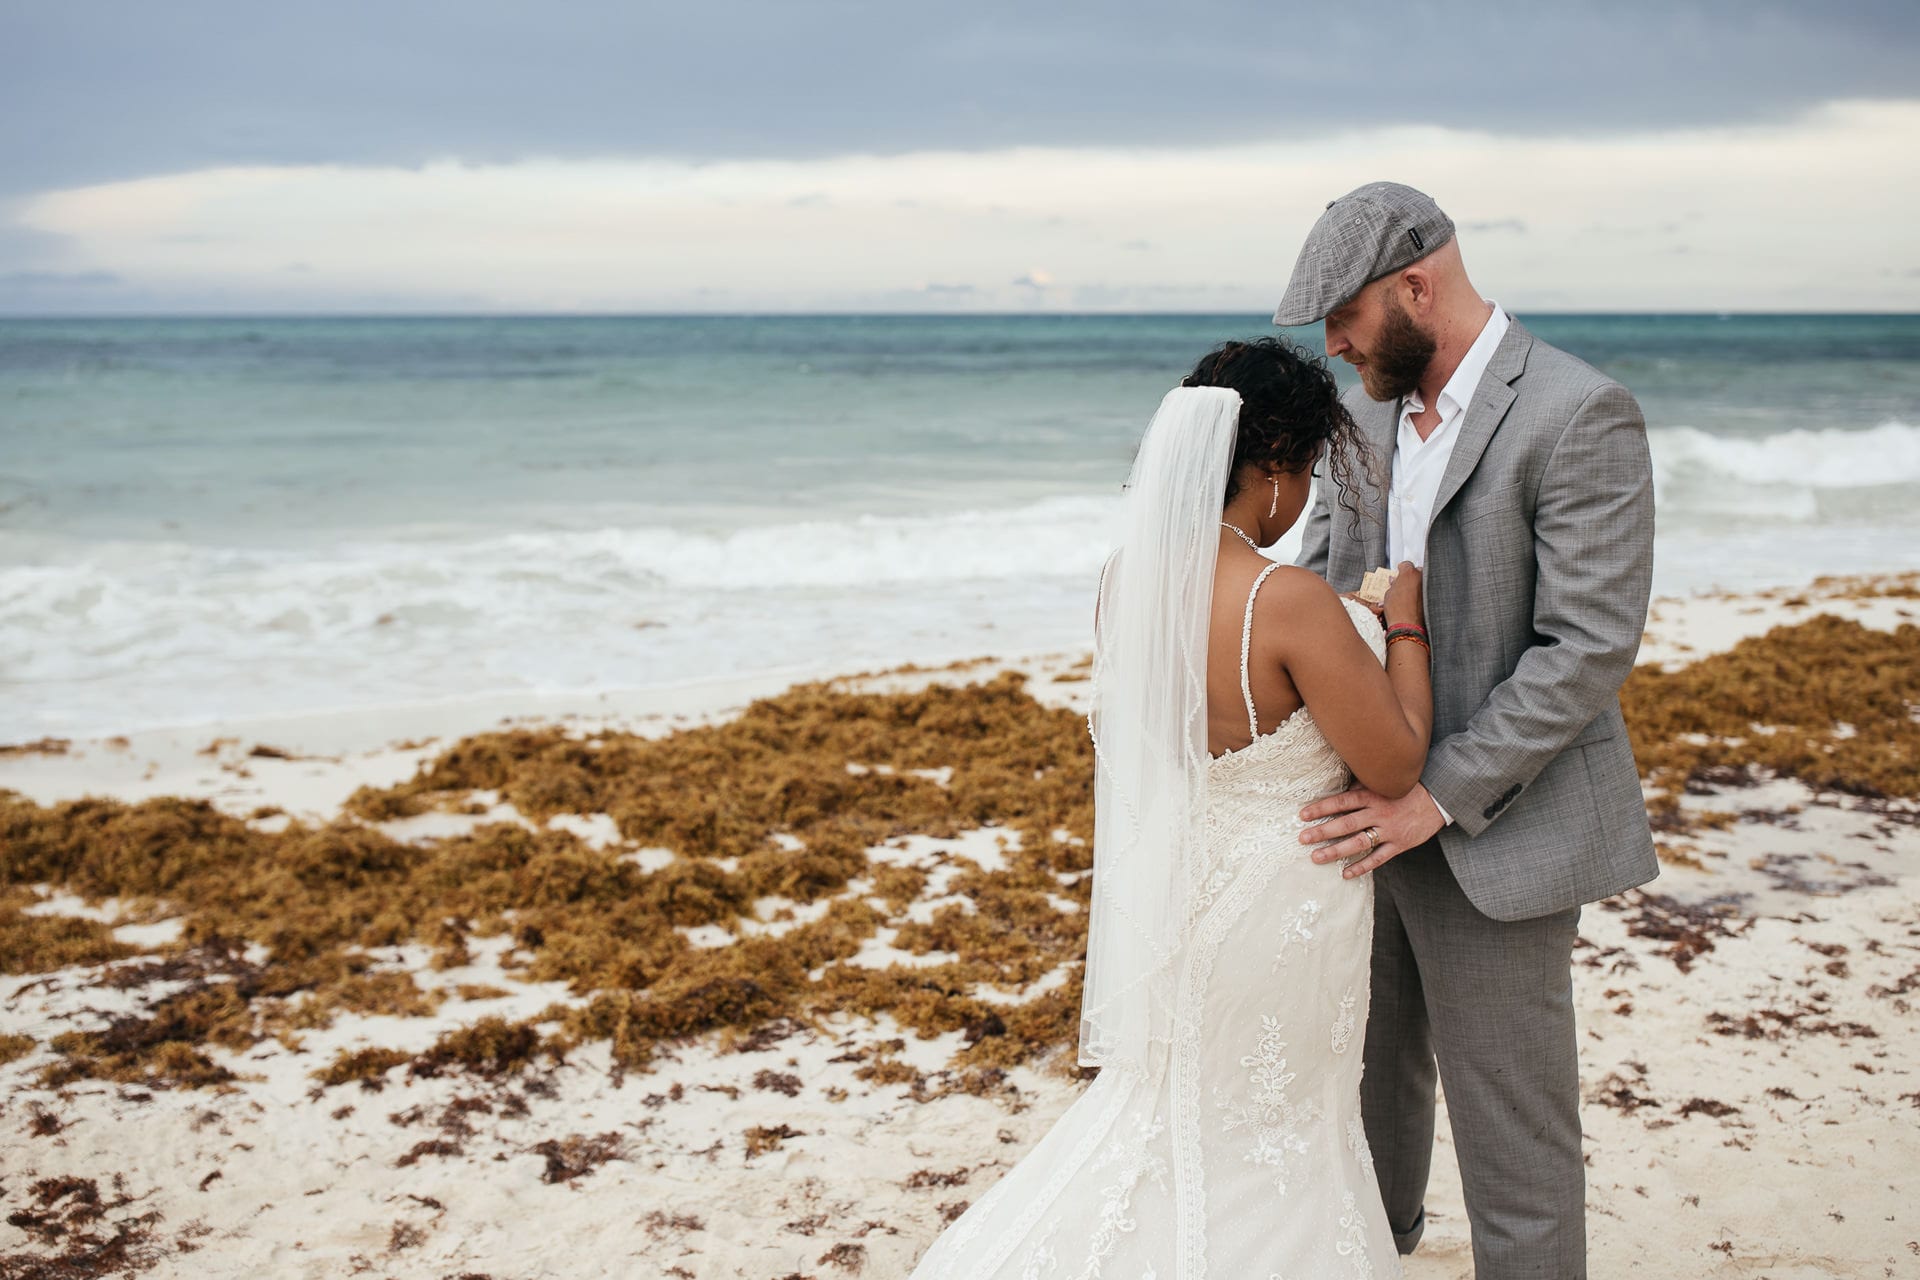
{"left": 1268, "top": 476, "right": 1280, "bottom": 519}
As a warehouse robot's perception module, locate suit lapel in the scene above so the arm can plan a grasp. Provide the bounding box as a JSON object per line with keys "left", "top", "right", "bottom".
{"left": 1429, "top": 320, "right": 1533, "bottom": 520}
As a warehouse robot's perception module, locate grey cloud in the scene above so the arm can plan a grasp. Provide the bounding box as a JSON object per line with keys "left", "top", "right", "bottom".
{"left": 1, "top": 1, "right": 1915, "bottom": 201}
{"left": 0, "top": 269, "right": 122, "bottom": 286}
{"left": 0, "top": 222, "right": 73, "bottom": 271}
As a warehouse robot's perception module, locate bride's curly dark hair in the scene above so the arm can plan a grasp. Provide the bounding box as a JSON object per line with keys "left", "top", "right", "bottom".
{"left": 1181, "top": 337, "right": 1374, "bottom": 524}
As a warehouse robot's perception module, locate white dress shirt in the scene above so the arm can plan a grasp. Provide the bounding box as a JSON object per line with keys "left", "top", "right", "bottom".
{"left": 1387, "top": 302, "right": 1509, "bottom": 568}
{"left": 1388, "top": 302, "right": 1507, "bottom": 828}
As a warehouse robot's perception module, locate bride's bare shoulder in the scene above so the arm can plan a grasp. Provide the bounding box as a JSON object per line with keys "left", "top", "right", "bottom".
{"left": 1254, "top": 564, "right": 1342, "bottom": 609}
{"left": 1252, "top": 566, "right": 1363, "bottom": 639}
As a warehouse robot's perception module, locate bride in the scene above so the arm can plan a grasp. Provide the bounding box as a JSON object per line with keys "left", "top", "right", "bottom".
{"left": 909, "top": 338, "right": 1432, "bottom": 1279}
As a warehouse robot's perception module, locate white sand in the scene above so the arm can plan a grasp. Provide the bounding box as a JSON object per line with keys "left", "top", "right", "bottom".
{"left": 2, "top": 579, "right": 1916, "bottom": 1278}
{"left": 1638, "top": 571, "right": 1919, "bottom": 669}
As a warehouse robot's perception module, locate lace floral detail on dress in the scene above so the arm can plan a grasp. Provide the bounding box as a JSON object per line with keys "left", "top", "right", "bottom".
{"left": 1065, "top": 1111, "right": 1168, "bottom": 1280}
{"left": 1268, "top": 899, "right": 1322, "bottom": 972}
{"left": 1215, "top": 1014, "right": 1322, "bottom": 1197}
{"left": 1190, "top": 811, "right": 1259, "bottom": 924}
{"left": 1336, "top": 1190, "right": 1376, "bottom": 1278}
{"left": 1016, "top": 1233, "right": 1058, "bottom": 1280}
{"left": 1346, "top": 1114, "right": 1377, "bottom": 1183}
{"left": 1331, "top": 987, "right": 1358, "bottom": 1055}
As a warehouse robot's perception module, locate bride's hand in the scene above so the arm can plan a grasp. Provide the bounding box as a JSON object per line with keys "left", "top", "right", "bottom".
{"left": 1382, "top": 562, "right": 1423, "bottom": 630}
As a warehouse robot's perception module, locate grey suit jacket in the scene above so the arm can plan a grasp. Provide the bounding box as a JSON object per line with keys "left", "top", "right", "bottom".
{"left": 1298, "top": 319, "right": 1659, "bottom": 921}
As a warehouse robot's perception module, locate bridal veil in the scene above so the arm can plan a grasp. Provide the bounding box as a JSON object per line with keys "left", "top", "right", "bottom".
{"left": 1080, "top": 385, "right": 1241, "bottom": 1075}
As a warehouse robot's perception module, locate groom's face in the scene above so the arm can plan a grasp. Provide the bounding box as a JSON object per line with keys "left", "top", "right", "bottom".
{"left": 1323, "top": 284, "right": 1435, "bottom": 402}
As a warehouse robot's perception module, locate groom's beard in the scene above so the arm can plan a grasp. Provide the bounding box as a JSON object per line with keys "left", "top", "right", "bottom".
{"left": 1356, "top": 301, "right": 1436, "bottom": 402}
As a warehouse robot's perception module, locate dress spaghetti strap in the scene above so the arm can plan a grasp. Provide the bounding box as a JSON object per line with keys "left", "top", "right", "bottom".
{"left": 1239, "top": 562, "right": 1280, "bottom": 741}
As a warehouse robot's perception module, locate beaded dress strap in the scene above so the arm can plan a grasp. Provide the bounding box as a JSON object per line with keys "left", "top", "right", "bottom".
{"left": 1240, "top": 562, "right": 1280, "bottom": 741}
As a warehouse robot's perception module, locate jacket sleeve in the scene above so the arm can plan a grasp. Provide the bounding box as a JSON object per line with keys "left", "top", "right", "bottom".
{"left": 1420, "top": 380, "right": 1655, "bottom": 836}
{"left": 1295, "top": 481, "right": 1333, "bottom": 578}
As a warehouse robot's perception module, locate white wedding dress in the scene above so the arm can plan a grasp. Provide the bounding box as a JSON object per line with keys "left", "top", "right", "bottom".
{"left": 909, "top": 582, "right": 1403, "bottom": 1280}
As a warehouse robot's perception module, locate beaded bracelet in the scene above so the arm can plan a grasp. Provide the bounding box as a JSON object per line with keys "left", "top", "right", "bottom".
{"left": 1383, "top": 622, "right": 1429, "bottom": 644}
{"left": 1386, "top": 632, "right": 1431, "bottom": 654}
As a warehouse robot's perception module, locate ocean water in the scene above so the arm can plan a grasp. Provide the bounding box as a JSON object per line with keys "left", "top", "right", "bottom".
{"left": 4, "top": 313, "right": 1918, "bottom": 737}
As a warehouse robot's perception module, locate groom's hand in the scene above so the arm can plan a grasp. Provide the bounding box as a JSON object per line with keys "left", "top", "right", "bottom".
{"left": 1299, "top": 785, "right": 1446, "bottom": 879}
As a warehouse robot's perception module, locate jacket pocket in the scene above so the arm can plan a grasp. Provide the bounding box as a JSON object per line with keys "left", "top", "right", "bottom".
{"left": 1453, "top": 478, "right": 1527, "bottom": 527}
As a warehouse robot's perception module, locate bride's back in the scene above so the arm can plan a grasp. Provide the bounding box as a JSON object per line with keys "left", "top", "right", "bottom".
{"left": 1205, "top": 552, "right": 1312, "bottom": 756}
{"left": 1200, "top": 537, "right": 1426, "bottom": 799}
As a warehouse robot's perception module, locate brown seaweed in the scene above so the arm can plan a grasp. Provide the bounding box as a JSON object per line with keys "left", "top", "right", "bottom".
{"left": 4, "top": 617, "right": 1913, "bottom": 1091}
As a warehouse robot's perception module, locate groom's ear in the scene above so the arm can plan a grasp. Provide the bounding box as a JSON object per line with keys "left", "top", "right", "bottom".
{"left": 1397, "top": 265, "right": 1437, "bottom": 315}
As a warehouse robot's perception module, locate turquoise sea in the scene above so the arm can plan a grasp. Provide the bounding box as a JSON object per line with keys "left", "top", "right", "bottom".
{"left": 4, "top": 313, "right": 1918, "bottom": 736}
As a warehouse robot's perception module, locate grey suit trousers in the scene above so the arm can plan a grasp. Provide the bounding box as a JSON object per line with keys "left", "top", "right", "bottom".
{"left": 1363, "top": 841, "right": 1585, "bottom": 1280}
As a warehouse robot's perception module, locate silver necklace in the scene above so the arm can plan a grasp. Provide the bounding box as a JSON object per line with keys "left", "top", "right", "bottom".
{"left": 1220, "top": 521, "right": 1261, "bottom": 552}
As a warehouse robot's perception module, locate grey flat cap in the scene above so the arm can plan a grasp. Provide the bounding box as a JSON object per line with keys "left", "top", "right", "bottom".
{"left": 1273, "top": 182, "right": 1455, "bottom": 326}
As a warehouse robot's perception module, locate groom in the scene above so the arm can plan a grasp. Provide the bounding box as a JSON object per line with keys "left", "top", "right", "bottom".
{"left": 1280, "top": 183, "right": 1657, "bottom": 1279}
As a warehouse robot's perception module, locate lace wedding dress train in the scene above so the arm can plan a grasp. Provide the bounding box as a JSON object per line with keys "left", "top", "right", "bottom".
{"left": 908, "top": 586, "right": 1402, "bottom": 1280}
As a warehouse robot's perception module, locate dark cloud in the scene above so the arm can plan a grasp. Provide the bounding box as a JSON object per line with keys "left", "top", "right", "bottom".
{"left": 1, "top": 1, "right": 1915, "bottom": 201}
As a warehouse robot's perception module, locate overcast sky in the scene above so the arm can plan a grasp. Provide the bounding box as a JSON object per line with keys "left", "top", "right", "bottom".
{"left": 2, "top": 1, "right": 1916, "bottom": 313}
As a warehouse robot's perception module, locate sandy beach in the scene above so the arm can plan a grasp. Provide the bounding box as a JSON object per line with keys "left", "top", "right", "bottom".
{"left": 3, "top": 573, "right": 1917, "bottom": 1279}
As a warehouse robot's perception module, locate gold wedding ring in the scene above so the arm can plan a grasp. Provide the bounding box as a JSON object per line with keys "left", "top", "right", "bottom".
{"left": 1362, "top": 826, "right": 1382, "bottom": 852}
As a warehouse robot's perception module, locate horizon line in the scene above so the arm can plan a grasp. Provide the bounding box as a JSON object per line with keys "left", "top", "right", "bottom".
{"left": 2, "top": 308, "right": 1918, "bottom": 322}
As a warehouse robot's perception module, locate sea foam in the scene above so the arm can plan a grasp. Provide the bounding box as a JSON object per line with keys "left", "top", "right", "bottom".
{"left": 7, "top": 425, "right": 1919, "bottom": 739}
{"left": 1650, "top": 420, "right": 1920, "bottom": 491}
